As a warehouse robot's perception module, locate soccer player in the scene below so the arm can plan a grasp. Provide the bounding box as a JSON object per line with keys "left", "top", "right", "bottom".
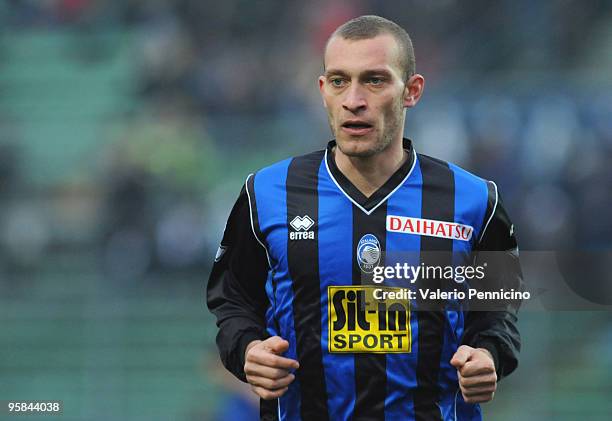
{"left": 207, "top": 15, "right": 522, "bottom": 421}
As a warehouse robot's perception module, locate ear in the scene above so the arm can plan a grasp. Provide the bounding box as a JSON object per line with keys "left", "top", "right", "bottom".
{"left": 318, "top": 75, "right": 328, "bottom": 108}
{"left": 403, "top": 74, "right": 425, "bottom": 108}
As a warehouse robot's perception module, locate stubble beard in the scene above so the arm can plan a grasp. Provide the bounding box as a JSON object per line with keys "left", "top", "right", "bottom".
{"left": 328, "top": 100, "right": 405, "bottom": 158}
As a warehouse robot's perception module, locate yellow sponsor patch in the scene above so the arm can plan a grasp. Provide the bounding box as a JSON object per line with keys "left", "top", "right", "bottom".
{"left": 328, "top": 286, "right": 411, "bottom": 353}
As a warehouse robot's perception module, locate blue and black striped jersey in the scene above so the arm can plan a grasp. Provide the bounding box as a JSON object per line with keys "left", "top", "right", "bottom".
{"left": 207, "top": 139, "right": 522, "bottom": 421}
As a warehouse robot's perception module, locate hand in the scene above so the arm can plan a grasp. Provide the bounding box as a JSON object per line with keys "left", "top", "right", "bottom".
{"left": 450, "top": 345, "right": 497, "bottom": 404}
{"left": 244, "top": 336, "right": 299, "bottom": 400}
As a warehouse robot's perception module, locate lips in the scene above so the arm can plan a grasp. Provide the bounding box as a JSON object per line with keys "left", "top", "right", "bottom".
{"left": 341, "top": 120, "right": 374, "bottom": 136}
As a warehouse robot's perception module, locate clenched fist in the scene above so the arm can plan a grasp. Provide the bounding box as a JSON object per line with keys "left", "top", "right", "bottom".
{"left": 244, "top": 336, "right": 299, "bottom": 400}
{"left": 450, "top": 345, "right": 497, "bottom": 404}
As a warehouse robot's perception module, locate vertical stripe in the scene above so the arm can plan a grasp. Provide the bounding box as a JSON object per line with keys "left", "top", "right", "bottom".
{"left": 384, "top": 156, "right": 423, "bottom": 421}
{"left": 248, "top": 175, "right": 281, "bottom": 338}
{"left": 250, "top": 173, "right": 280, "bottom": 421}
{"left": 414, "top": 155, "right": 455, "bottom": 421}
{"left": 352, "top": 203, "right": 387, "bottom": 420}
{"left": 448, "top": 163, "right": 489, "bottom": 344}
{"left": 448, "top": 163, "right": 488, "bottom": 262}
{"left": 253, "top": 159, "right": 301, "bottom": 421}
{"left": 447, "top": 164, "right": 489, "bottom": 421}
{"left": 317, "top": 160, "right": 356, "bottom": 420}
{"left": 286, "top": 152, "right": 329, "bottom": 421}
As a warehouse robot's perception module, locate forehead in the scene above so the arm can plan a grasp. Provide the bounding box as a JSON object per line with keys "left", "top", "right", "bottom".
{"left": 324, "top": 34, "right": 402, "bottom": 76}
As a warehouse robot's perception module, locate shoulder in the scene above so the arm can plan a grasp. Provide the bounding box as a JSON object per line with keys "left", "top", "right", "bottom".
{"left": 416, "top": 152, "right": 492, "bottom": 193}
{"left": 417, "top": 153, "right": 498, "bottom": 243}
{"left": 417, "top": 153, "right": 486, "bottom": 183}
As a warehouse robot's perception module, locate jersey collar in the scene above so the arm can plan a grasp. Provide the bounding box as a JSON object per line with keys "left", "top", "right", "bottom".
{"left": 324, "top": 138, "right": 417, "bottom": 215}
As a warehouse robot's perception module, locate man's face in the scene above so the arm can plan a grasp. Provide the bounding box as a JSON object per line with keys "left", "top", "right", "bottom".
{"left": 319, "top": 34, "right": 408, "bottom": 157}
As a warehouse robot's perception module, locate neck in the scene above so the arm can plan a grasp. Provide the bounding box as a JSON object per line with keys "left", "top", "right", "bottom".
{"left": 334, "top": 137, "right": 408, "bottom": 198}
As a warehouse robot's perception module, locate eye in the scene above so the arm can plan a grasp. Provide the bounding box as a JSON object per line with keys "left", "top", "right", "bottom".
{"left": 368, "top": 77, "right": 384, "bottom": 85}
{"left": 329, "top": 78, "right": 346, "bottom": 88}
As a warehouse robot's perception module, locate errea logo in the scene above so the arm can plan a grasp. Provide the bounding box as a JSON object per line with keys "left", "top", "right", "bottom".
{"left": 289, "top": 215, "right": 315, "bottom": 240}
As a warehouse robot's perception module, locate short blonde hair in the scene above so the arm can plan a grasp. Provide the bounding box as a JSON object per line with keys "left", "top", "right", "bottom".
{"left": 326, "top": 15, "right": 416, "bottom": 81}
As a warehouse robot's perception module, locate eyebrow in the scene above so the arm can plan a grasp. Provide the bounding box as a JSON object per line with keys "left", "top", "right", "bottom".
{"left": 324, "top": 69, "right": 349, "bottom": 78}
{"left": 324, "top": 68, "right": 394, "bottom": 78}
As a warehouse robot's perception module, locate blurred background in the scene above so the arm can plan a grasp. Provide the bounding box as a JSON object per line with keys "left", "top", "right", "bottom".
{"left": 0, "top": 0, "right": 611, "bottom": 420}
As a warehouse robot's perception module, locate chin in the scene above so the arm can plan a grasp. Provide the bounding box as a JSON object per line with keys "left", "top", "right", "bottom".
{"left": 336, "top": 137, "right": 380, "bottom": 158}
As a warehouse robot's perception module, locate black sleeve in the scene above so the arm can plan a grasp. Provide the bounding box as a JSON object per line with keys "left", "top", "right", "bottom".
{"left": 462, "top": 182, "right": 523, "bottom": 380}
{"left": 206, "top": 184, "right": 271, "bottom": 382}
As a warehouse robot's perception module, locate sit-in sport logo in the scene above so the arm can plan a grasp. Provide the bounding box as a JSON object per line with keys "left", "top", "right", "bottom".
{"left": 328, "top": 286, "right": 411, "bottom": 353}
{"left": 289, "top": 215, "right": 315, "bottom": 240}
{"left": 357, "top": 234, "right": 381, "bottom": 273}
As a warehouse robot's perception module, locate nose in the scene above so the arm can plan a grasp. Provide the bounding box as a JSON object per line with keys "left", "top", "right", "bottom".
{"left": 342, "top": 84, "right": 367, "bottom": 113}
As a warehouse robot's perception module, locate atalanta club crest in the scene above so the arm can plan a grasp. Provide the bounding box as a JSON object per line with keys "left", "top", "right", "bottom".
{"left": 357, "top": 234, "right": 381, "bottom": 273}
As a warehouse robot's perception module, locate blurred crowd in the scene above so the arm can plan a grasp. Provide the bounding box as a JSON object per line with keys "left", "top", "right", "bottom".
{"left": 1, "top": 0, "right": 611, "bottom": 277}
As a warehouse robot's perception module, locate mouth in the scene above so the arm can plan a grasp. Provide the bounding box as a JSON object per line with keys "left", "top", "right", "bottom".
{"left": 340, "top": 120, "right": 374, "bottom": 136}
